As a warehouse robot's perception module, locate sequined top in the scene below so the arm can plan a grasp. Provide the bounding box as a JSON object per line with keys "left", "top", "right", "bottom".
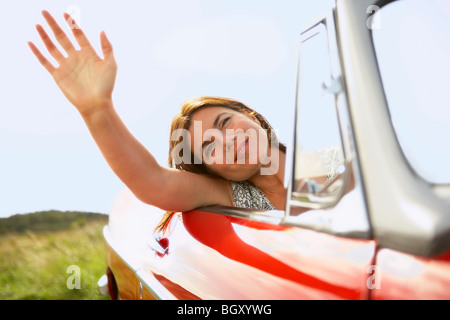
{"left": 230, "top": 180, "right": 276, "bottom": 210}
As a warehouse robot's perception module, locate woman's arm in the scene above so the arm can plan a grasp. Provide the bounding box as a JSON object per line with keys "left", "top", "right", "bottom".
{"left": 81, "top": 101, "right": 232, "bottom": 212}
{"left": 28, "top": 11, "right": 232, "bottom": 212}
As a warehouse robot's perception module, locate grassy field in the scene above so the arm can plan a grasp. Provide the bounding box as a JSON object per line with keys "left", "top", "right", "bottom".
{"left": 0, "top": 218, "right": 110, "bottom": 300}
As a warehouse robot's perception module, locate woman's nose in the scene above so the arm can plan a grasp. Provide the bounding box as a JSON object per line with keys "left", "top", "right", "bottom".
{"left": 225, "top": 134, "right": 236, "bottom": 152}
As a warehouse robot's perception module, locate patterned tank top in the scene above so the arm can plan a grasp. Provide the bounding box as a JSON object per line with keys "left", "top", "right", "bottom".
{"left": 230, "top": 180, "right": 276, "bottom": 210}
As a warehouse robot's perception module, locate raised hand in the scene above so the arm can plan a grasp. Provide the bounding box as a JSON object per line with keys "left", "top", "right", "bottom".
{"left": 28, "top": 10, "right": 117, "bottom": 117}
{"left": 27, "top": 11, "right": 232, "bottom": 213}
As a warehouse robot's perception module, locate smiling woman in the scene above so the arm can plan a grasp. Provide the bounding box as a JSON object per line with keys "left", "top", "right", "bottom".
{"left": 168, "top": 96, "right": 285, "bottom": 179}
{"left": 28, "top": 11, "right": 287, "bottom": 232}
{"left": 156, "top": 96, "right": 287, "bottom": 232}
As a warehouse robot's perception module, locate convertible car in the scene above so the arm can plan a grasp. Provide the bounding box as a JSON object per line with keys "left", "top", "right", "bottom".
{"left": 99, "top": 0, "right": 450, "bottom": 300}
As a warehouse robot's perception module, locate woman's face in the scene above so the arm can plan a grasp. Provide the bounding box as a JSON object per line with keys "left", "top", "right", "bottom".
{"left": 187, "top": 106, "right": 269, "bottom": 181}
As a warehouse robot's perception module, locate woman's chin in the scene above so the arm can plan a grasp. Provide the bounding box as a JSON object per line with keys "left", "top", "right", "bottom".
{"left": 212, "top": 163, "right": 262, "bottom": 181}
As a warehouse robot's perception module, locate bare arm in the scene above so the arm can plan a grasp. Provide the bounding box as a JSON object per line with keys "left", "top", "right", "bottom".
{"left": 28, "top": 11, "right": 232, "bottom": 211}
{"left": 81, "top": 101, "right": 231, "bottom": 211}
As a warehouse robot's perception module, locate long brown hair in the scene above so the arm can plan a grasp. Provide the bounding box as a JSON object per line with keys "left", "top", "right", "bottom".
{"left": 155, "top": 96, "right": 285, "bottom": 234}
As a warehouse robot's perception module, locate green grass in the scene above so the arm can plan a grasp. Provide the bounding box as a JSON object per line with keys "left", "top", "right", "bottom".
{"left": 0, "top": 220, "right": 111, "bottom": 300}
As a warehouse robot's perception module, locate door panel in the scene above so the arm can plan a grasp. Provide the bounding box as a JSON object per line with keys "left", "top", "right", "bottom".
{"left": 143, "top": 210, "right": 376, "bottom": 299}
{"left": 370, "top": 249, "right": 450, "bottom": 300}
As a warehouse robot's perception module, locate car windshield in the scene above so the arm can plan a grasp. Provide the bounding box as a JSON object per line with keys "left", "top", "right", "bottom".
{"left": 371, "top": 0, "right": 450, "bottom": 184}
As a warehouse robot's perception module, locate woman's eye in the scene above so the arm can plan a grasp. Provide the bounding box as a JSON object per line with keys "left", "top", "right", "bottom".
{"left": 221, "top": 117, "right": 231, "bottom": 128}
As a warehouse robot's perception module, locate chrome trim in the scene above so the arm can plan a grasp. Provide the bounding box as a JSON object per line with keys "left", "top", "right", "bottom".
{"left": 135, "top": 268, "right": 177, "bottom": 300}
{"left": 337, "top": 0, "right": 450, "bottom": 256}
{"left": 138, "top": 281, "right": 143, "bottom": 300}
{"left": 148, "top": 236, "right": 169, "bottom": 256}
{"left": 194, "top": 205, "right": 285, "bottom": 225}
{"left": 103, "top": 225, "right": 176, "bottom": 300}
{"left": 97, "top": 274, "right": 109, "bottom": 296}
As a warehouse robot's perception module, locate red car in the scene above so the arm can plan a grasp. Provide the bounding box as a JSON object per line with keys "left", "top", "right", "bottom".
{"left": 100, "top": 0, "right": 450, "bottom": 300}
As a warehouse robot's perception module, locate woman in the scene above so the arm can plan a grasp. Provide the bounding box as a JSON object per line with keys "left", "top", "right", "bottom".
{"left": 28, "top": 11, "right": 287, "bottom": 231}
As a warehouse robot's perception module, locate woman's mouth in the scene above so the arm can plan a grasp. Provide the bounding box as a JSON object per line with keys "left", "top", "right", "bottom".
{"left": 235, "top": 137, "right": 249, "bottom": 162}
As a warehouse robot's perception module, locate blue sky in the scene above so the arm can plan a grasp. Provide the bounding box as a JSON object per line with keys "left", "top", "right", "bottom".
{"left": 0, "top": 0, "right": 334, "bottom": 217}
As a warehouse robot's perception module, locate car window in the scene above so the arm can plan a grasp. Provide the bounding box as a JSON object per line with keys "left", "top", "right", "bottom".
{"left": 290, "top": 22, "right": 347, "bottom": 209}
{"left": 372, "top": 0, "right": 450, "bottom": 184}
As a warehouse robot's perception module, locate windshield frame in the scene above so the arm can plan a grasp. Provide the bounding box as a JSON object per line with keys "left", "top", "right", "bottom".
{"left": 370, "top": 0, "right": 450, "bottom": 186}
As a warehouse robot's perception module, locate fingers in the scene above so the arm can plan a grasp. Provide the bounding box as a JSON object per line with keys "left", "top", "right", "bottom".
{"left": 27, "top": 41, "right": 56, "bottom": 74}
{"left": 63, "top": 12, "right": 94, "bottom": 51}
{"left": 30, "top": 10, "right": 109, "bottom": 72}
{"left": 41, "top": 10, "right": 75, "bottom": 54}
{"left": 35, "top": 24, "right": 65, "bottom": 62}
{"left": 100, "top": 31, "right": 114, "bottom": 59}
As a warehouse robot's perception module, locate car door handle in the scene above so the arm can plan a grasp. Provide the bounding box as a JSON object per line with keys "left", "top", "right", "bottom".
{"left": 148, "top": 236, "right": 169, "bottom": 257}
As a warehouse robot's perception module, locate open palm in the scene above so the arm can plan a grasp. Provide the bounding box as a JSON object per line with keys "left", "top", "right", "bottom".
{"left": 28, "top": 10, "right": 117, "bottom": 116}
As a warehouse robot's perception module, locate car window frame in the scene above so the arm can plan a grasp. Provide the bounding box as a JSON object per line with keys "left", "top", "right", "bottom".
{"left": 288, "top": 18, "right": 348, "bottom": 211}
{"left": 283, "top": 8, "right": 371, "bottom": 239}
